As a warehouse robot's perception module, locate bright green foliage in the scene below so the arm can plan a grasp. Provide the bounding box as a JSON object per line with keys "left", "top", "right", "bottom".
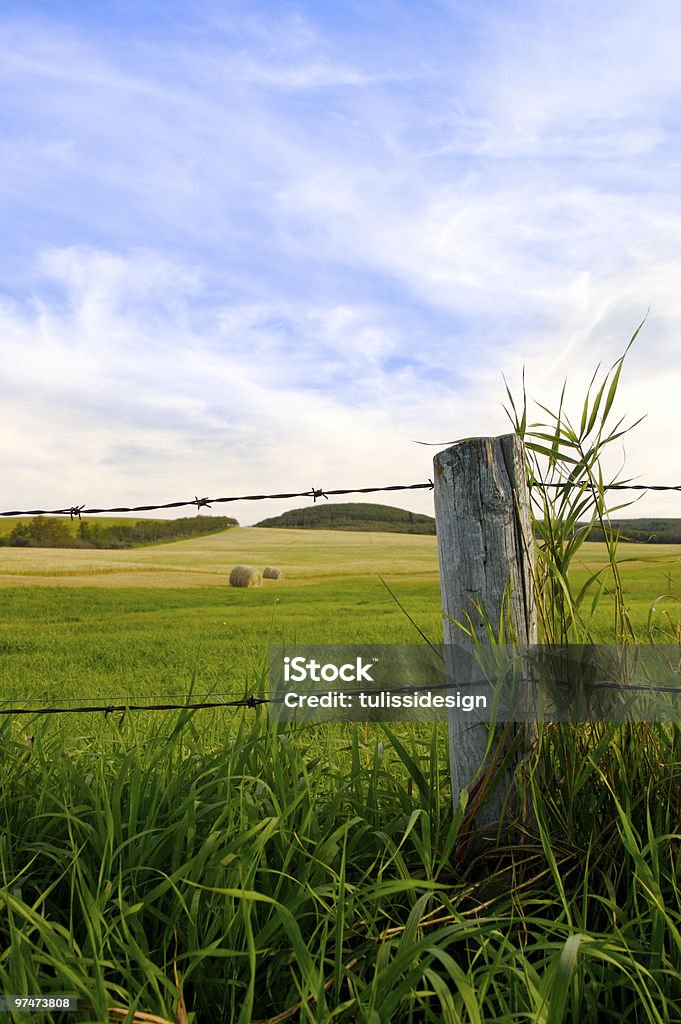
{"left": 5, "top": 516, "right": 74, "bottom": 548}
{"left": 505, "top": 323, "right": 647, "bottom": 644}
{"left": 0, "top": 710, "right": 679, "bottom": 1022}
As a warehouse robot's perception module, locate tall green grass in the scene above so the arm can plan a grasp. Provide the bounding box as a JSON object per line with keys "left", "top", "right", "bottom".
{"left": 503, "top": 326, "right": 650, "bottom": 645}
{"left": 1, "top": 707, "right": 679, "bottom": 1022}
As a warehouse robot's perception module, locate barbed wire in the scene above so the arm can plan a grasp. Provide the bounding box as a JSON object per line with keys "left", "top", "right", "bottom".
{"left": 0, "top": 482, "right": 435, "bottom": 519}
{"left": 3, "top": 691, "right": 249, "bottom": 704}
{"left": 0, "top": 696, "right": 271, "bottom": 716}
{"left": 2, "top": 673, "right": 679, "bottom": 718}
{"left": 1, "top": 478, "right": 680, "bottom": 520}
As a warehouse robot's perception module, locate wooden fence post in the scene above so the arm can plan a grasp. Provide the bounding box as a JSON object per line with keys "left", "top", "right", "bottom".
{"left": 433, "top": 434, "right": 537, "bottom": 826}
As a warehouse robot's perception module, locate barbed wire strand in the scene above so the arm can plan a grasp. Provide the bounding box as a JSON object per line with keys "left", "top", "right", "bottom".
{"left": 2, "top": 673, "right": 680, "bottom": 717}
{"left": 2, "top": 691, "right": 253, "bottom": 705}
{"left": 0, "top": 697, "right": 271, "bottom": 717}
{"left": 0, "top": 482, "right": 434, "bottom": 518}
{"left": 3, "top": 478, "right": 681, "bottom": 519}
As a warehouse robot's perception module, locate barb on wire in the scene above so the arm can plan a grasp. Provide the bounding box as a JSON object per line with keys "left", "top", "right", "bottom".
{"left": 0, "top": 481, "right": 435, "bottom": 518}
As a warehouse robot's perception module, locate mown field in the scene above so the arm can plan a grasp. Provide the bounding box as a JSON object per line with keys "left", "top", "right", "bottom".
{"left": 0, "top": 524, "right": 438, "bottom": 584}
{"left": 1, "top": 527, "right": 680, "bottom": 1022}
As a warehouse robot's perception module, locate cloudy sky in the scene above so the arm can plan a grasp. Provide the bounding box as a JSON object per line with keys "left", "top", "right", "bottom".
{"left": 1, "top": 0, "right": 679, "bottom": 525}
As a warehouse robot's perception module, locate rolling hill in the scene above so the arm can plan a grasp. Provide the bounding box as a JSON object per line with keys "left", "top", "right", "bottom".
{"left": 254, "top": 502, "right": 436, "bottom": 534}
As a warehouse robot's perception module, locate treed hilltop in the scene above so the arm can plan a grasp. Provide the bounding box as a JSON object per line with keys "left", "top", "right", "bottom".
{"left": 255, "top": 503, "right": 437, "bottom": 534}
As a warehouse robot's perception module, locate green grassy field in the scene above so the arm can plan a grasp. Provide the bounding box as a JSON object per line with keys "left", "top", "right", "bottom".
{"left": 1, "top": 527, "right": 680, "bottom": 1022}
{"left": 564, "top": 540, "right": 681, "bottom": 640}
{"left": 0, "top": 527, "right": 442, "bottom": 704}
{"left": 0, "top": 579, "right": 443, "bottom": 704}
{"left": 1, "top": 528, "right": 679, "bottom": 705}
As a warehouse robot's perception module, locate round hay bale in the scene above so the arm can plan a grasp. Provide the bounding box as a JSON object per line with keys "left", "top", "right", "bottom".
{"left": 263, "top": 566, "right": 283, "bottom": 579}
{"left": 229, "top": 565, "right": 262, "bottom": 588}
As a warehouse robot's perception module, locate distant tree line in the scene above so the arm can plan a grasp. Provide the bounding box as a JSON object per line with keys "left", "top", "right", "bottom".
{"left": 0, "top": 515, "right": 238, "bottom": 549}
{"left": 530, "top": 518, "right": 681, "bottom": 544}
{"left": 581, "top": 518, "right": 681, "bottom": 544}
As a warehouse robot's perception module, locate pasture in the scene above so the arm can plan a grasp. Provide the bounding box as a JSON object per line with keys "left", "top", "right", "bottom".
{"left": 0, "top": 528, "right": 680, "bottom": 706}
{"left": 0, "top": 526, "right": 442, "bottom": 703}
{"left": 1, "top": 526, "right": 681, "bottom": 1022}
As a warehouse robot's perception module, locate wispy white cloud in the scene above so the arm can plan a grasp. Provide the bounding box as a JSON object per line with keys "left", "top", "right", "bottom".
{"left": 0, "top": 1, "right": 679, "bottom": 521}
{"left": 0, "top": 245, "right": 486, "bottom": 520}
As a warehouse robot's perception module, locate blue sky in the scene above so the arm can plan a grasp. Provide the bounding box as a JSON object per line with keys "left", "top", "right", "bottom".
{"left": 1, "top": 0, "right": 680, "bottom": 524}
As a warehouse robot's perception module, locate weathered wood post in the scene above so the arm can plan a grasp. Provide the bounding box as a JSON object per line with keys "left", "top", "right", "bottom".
{"left": 433, "top": 434, "right": 537, "bottom": 826}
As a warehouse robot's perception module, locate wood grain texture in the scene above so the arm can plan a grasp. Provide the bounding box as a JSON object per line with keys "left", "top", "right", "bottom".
{"left": 434, "top": 434, "right": 537, "bottom": 826}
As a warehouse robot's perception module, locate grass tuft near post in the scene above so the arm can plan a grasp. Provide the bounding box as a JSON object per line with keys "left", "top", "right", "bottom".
{"left": 504, "top": 322, "right": 645, "bottom": 644}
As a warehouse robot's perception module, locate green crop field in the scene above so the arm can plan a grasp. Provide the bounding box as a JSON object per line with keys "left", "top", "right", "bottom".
{"left": 1, "top": 525, "right": 681, "bottom": 1022}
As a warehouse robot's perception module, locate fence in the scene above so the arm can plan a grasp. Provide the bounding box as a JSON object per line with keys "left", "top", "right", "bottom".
{"left": 1, "top": 477, "right": 680, "bottom": 519}
{"left": 2, "top": 445, "right": 681, "bottom": 823}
